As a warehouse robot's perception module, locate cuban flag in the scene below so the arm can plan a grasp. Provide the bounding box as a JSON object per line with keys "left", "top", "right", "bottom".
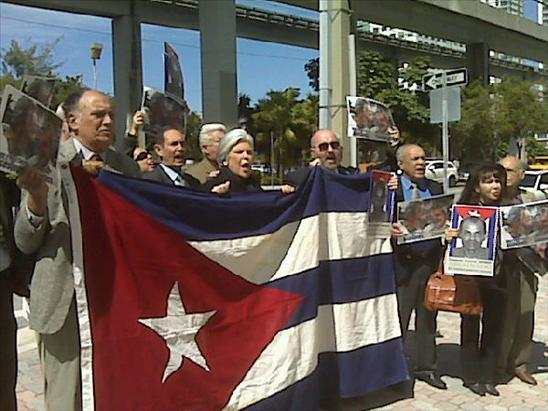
{"left": 64, "top": 166, "right": 408, "bottom": 411}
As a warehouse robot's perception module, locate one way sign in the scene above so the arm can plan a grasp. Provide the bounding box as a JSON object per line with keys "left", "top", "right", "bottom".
{"left": 422, "top": 68, "right": 468, "bottom": 90}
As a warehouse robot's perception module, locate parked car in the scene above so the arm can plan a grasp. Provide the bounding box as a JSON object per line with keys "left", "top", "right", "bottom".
{"left": 425, "top": 160, "right": 459, "bottom": 187}
{"left": 530, "top": 155, "right": 548, "bottom": 170}
{"left": 251, "top": 163, "right": 271, "bottom": 174}
{"left": 520, "top": 170, "right": 548, "bottom": 201}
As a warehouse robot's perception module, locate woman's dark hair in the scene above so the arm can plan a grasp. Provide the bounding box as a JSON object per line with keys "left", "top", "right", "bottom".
{"left": 458, "top": 163, "right": 507, "bottom": 205}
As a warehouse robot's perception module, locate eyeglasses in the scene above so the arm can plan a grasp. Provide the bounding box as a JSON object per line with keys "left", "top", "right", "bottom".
{"left": 135, "top": 151, "right": 152, "bottom": 161}
{"left": 316, "top": 141, "right": 341, "bottom": 152}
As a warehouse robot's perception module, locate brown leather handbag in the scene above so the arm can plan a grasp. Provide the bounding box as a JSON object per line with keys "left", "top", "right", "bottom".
{"left": 423, "top": 256, "right": 483, "bottom": 316}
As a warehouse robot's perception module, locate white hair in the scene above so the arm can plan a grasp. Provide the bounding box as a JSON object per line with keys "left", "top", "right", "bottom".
{"left": 199, "top": 123, "right": 226, "bottom": 147}
{"left": 218, "top": 128, "right": 253, "bottom": 164}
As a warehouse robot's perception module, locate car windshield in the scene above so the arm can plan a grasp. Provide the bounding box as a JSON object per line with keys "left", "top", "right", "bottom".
{"left": 521, "top": 174, "right": 538, "bottom": 188}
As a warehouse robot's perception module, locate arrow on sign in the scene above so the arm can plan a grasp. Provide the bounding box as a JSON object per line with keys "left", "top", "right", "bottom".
{"left": 422, "top": 68, "right": 467, "bottom": 90}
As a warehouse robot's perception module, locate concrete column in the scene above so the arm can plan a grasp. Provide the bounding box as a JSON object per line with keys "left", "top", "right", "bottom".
{"left": 466, "top": 43, "right": 489, "bottom": 86}
{"left": 112, "top": 8, "right": 143, "bottom": 151}
{"left": 328, "top": 0, "right": 352, "bottom": 166}
{"left": 199, "top": 0, "right": 238, "bottom": 128}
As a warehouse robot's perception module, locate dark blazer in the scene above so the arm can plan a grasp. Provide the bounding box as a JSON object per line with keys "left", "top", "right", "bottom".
{"left": 202, "top": 166, "right": 263, "bottom": 194}
{"left": 142, "top": 165, "right": 200, "bottom": 188}
{"left": 284, "top": 165, "right": 358, "bottom": 187}
{"left": 393, "top": 177, "right": 444, "bottom": 285}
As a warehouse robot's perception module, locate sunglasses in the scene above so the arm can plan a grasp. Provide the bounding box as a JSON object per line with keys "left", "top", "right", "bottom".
{"left": 316, "top": 141, "right": 340, "bottom": 152}
{"left": 135, "top": 151, "right": 152, "bottom": 161}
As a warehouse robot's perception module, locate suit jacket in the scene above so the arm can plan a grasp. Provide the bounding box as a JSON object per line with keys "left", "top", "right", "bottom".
{"left": 14, "top": 138, "right": 140, "bottom": 334}
{"left": 393, "top": 177, "right": 444, "bottom": 285}
{"left": 284, "top": 165, "right": 358, "bottom": 187}
{"left": 202, "top": 166, "right": 263, "bottom": 194}
{"left": 142, "top": 165, "right": 200, "bottom": 187}
{"left": 186, "top": 158, "right": 218, "bottom": 184}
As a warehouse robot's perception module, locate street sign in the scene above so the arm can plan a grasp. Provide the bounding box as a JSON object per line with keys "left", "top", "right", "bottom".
{"left": 430, "top": 86, "right": 461, "bottom": 124}
{"left": 422, "top": 68, "right": 467, "bottom": 91}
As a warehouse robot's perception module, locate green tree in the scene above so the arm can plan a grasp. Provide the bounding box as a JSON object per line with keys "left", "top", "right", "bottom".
{"left": 304, "top": 51, "right": 436, "bottom": 148}
{"left": 1, "top": 38, "right": 85, "bottom": 109}
{"left": 252, "top": 88, "right": 317, "bottom": 177}
{"left": 1, "top": 38, "right": 62, "bottom": 78}
{"left": 184, "top": 111, "right": 203, "bottom": 162}
{"left": 452, "top": 78, "right": 548, "bottom": 162}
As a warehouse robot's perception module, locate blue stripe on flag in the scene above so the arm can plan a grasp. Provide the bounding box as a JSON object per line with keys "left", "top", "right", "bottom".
{"left": 245, "top": 338, "right": 409, "bottom": 411}
{"left": 96, "top": 168, "right": 372, "bottom": 240}
{"left": 268, "top": 255, "right": 396, "bottom": 328}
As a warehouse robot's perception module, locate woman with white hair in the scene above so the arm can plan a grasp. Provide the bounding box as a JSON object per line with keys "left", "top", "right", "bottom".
{"left": 203, "top": 128, "right": 262, "bottom": 193}
{"left": 204, "top": 129, "right": 295, "bottom": 195}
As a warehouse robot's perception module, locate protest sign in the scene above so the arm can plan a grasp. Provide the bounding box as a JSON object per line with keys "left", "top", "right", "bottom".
{"left": 0, "top": 85, "right": 61, "bottom": 177}
{"left": 347, "top": 97, "right": 395, "bottom": 142}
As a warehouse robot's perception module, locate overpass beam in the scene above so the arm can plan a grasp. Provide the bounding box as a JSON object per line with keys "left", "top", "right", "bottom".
{"left": 112, "top": 8, "right": 143, "bottom": 151}
{"left": 466, "top": 43, "right": 490, "bottom": 86}
{"left": 199, "top": 0, "right": 238, "bottom": 127}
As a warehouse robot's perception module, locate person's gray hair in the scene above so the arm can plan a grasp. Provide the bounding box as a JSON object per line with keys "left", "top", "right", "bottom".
{"left": 217, "top": 128, "right": 254, "bottom": 164}
{"left": 395, "top": 143, "right": 421, "bottom": 163}
{"left": 506, "top": 207, "right": 523, "bottom": 224}
{"left": 199, "top": 123, "right": 226, "bottom": 147}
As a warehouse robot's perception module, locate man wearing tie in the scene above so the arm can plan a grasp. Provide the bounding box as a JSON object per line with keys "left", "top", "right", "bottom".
{"left": 392, "top": 143, "right": 446, "bottom": 390}
{"left": 15, "top": 89, "right": 140, "bottom": 411}
{"left": 142, "top": 127, "right": 199, "bottom": 187}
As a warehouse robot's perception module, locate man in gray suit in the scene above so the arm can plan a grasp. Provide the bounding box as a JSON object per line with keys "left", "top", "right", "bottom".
{"left": 14, "top": 89, "right": 139, "bottom": 411}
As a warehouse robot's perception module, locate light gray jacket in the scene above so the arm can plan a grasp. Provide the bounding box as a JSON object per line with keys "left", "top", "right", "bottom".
{"left": 14, "top": 138, "right": 140, "bottom": 334}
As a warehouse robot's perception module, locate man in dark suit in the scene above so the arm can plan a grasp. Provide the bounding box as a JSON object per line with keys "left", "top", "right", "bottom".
{"left": 285, "top": 129, "right": 357, "bottom": 187}
{"left": 15, "top": 89, "right": 140, "bottom": 411}
{"left": 391, "top": 143, "right": 446, "bottom": 390}
{"left": 142, "top": 127, "right": 199, "bottom": 187}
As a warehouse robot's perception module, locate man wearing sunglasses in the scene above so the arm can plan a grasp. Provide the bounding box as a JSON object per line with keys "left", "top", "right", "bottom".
{"left": 143, "top": 127, "right": 200, "bottom": 187}
{"left": 285, "top": 129, "right": 357, "bottom": 187}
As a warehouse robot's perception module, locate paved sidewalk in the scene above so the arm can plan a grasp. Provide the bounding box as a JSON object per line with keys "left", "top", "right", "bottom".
{"left": 16, "top": 275, "right": 547, "bottom": 410}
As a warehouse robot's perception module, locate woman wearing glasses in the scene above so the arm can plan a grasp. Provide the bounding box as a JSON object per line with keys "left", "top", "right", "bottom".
{"left": 132, "top": 146, "right": 156, "bottom": 174}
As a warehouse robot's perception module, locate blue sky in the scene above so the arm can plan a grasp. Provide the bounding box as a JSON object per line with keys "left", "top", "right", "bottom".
{"left": 0, "top": 0, "right": 541, "bottom": 112}
{"left": 0, "top": 0, "right": 319, "bottom": 112}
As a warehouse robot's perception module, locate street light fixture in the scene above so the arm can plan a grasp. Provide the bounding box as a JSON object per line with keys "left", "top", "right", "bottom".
{"left": 90, "top": 42, "right": 103, "bottom": 90}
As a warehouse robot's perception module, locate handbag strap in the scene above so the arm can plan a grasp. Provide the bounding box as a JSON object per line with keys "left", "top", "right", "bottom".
{"left": 437, "top": 243, "right": 448, "bottom": 275}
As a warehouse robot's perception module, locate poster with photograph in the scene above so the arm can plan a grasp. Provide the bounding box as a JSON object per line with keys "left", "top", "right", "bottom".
{"left": 20, "top": 75, "right": 57, "bottom": 107}
{"left": 396, "top": 193, "right": 454, "bottom": 244}
{"left": 164, "top": 42, "right": 185, "bottom": 101}
{"left": 500, "top": 200, "right": 548, "bottom": 249}
{"left": 346, "top": 96, "right": 395, "bottom": 142}
{"left": 446, "top": 205, "right": 499, "bottom": 277}
{"left": 141, "top": 87, "right": 187, "bottom": 139}
{"left": 367, "top": 170, "right": 396, "bottom": 238}
{"left": 357, "top": 140, "right": 388, "bottom": 172}
{"left": 0, "top": 85, "right": 61, "bottom": 177}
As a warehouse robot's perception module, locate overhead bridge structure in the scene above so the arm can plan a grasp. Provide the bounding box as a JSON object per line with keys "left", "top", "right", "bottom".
{"left": 4, "top": 0, "right": 548, "bottom": 150}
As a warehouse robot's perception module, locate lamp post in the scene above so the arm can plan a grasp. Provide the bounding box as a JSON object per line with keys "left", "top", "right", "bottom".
{"left": 90, "top": 43, "right": 103, "bottom": 90}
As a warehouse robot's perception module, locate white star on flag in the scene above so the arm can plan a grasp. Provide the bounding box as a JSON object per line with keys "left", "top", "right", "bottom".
{"left": 139, "top": 282, "right": 216, "bottom": 383}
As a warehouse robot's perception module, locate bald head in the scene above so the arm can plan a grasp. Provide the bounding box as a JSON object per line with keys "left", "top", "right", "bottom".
{"left": 310, "top": 129, "right": 342, "bottom": 170}
{"left": 499, "top": 155, "right": 525, "bottom": 189}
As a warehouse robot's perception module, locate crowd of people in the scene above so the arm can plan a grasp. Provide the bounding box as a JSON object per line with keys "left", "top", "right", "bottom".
{"left": 0, "top": 88, "right": 545, "bottom": 411}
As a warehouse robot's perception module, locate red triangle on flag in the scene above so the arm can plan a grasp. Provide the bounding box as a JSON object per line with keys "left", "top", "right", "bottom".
{"left": 72, "top": 168, "right": 304, "bottom": 411}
